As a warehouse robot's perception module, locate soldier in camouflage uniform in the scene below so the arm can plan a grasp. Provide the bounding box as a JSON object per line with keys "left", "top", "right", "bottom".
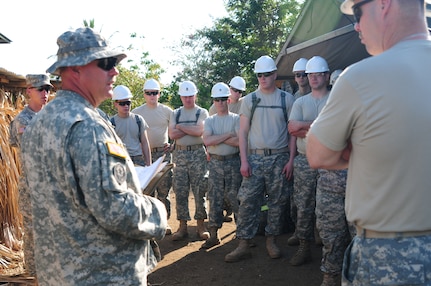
{"left": 133, "top": 78, "right": 174, "bottom": 235}
{"left": 225, "top": 55, "right": 295, "bottom": 262}
{"left": 201, "top": 82, "right": 241, "bottom": 249}
{"left": 307, "top": 1, "right": 431, "bottom": 285}
{"left": 20, "top": 27, "right": 167, "bottom": 286}
{"left": 9, "top": 74, "right": 52, "bottom": 279}
{"left": 168, "top": 80, "right": 210, "bottom": 241}
{"left": 287, "top": 56, "right": 330, "bottom": 267}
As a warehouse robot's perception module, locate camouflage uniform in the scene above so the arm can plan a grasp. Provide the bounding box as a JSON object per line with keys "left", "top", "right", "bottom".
{"left": 151, "top": 149, "right": 172, "bottom": 217}
{"left": 316, "top": 168, "right": 355, "bottom": 277}
{"left": 292, "top": 153, "right": 318, "bottom": 241}
{"left": 21, "top": 90, "right": 167, "bottom": 285}
{"left": 9, "top": 106, "right": 38, "bottom": 275}
{"left": 236, "top": 152, "right": 290, "bottom": 238}
{"left": 342, "top": 235, "right": 431, "bottom": 285}
{"left": 172, "top": 147, "right": 208, "bottom": 220}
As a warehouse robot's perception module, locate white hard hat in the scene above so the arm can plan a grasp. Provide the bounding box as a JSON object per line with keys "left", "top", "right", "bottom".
{"left": 254, "top": 55, "right": 277, "bottom": 73}
{"left": 178, "top": 80, "right": 198, "bottom": 96}
{"left": 229, "top": 76, "right": 246, "bottom": 91}
{"left": 330, "top": 69, "right": 343, "bottom": 85}
{"left": 305, "top": 56, "right": 329, "bottom": 73}
{"left": 292, "top": 58, "right": 308, "bottom": 72}
{"left": 112, "top": 85, "right": 133, "bottom": 100}
{"left": 143, "top": 78, "right": 160, "bottom": 91}
{"left": 211, "top": 82, "right": 230, "bottom": 98}
{"left": 340, "top": 0, "right": 355, "bottom": 15}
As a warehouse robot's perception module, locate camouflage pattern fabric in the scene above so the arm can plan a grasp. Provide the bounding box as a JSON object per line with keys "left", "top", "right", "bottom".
{"left": 236, "top": 153, "right": 291, "bottom": 239}
{"left": 207, "top": 157, "right": 241, "bottom": 228}
{"left": 316, "top": 168, "right": 355, "bottom": 276}
{"left": 152, "top": 150, "right": 173, "bottom": 218}
{"left": 20, "top": 90, "right": 167, "bottom": 285}
{"left": 292, "top": 153, "right": 318, "bottom": 241}
{"left": 172, "top": 147, "right": 208, "bottom": 220}
{"left": 9, "top": 105, "right": 38, "bottom": 275}
{"left": 342, "top": 235, "right": 431, "bottom": 285}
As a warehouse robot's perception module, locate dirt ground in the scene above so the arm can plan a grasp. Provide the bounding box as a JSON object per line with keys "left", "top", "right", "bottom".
{"left": 148, "top": 192, "right": 325, "bottom": 286}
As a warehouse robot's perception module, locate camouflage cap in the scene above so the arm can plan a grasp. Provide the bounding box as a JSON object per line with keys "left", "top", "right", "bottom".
{"left": 47, "top": 27, "right": 127, "bottom": 75}
{"left": 26, "top": 74, "right": 53, "bottom": 88}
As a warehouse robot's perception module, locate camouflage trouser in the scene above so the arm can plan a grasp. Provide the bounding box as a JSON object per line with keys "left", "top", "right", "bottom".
{"left": 293, "top": 153, "right": 318, "bottom": 241}
{"left": 316, "top": 169, "right": 355, "bottom": 275}
{"left": 342, "top": 234, "right": 431, "bottom": 285}
{"left": 172, "top": 147, "right": 208, "bottom": 221}
{"left": 152, "top": 150, "right": 172, "bottom": 218}
{"left": 18, "top": 177, "right": 36, "bottom": 276}
{"left": 131, "top": 154, "right": 146, "bottom": 166}
{"left": 236, "top": 153, "right": 291, "bottom": 239}
{"left": 207, "top": 156, "right": 241, "bottom": 228}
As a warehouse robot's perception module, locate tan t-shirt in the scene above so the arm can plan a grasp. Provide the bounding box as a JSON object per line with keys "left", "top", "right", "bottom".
{"left": 170, "top": 106, "right": 208, "bottom": 146}
{"left": 204, "top": 112, "right": 240, "bottom": 156}
{"left": 310, "top": 39, "right": 431, "bottom": 232}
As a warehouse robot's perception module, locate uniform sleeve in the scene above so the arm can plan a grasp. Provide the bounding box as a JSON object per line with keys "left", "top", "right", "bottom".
{"left": 68, "top": 121, "right": 167, "bottom": 241}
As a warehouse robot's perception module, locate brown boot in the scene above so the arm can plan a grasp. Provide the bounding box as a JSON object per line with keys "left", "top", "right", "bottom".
{"left": 224, "top": 239, "right": 252, "bottom": 263}
{"left": 196, "top": 219, "right": 210, "bottom": 240}
{"left": 321, "top": 273, "right": 340, "bottom": 286}
{"left": 201, "top": 227, "right": 220, "bottom": 249}
{"left": 172, "top": 220, "right": 188, "bottom": 241}
{"left": 289, "top": 239, "right": 312, "bottom": 266}
{"left": 287, "top": 232, "right": 299, "bottom": 246}
{"left": 266, "top": 235, "right": 282, "bottom": 259}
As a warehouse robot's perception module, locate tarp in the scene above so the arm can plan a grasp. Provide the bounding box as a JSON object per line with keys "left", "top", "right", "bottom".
{"left": 276, "top": 0, "right": 431, "bottom": 80}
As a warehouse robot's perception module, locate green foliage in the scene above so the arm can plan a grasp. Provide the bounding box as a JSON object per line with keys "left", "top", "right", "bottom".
{"left": 174, "top": 0, "right": 302, "bottom": 106}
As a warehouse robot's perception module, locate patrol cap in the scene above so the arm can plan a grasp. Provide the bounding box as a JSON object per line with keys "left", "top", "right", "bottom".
{"left": 47, "top": 27, "right": 127, "bottom": 76}
{"left": 26, "top": 74, "right": 53, "bottom": 88}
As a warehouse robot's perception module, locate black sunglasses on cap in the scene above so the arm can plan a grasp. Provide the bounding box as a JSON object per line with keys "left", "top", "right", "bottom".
{"left": 352, "top": 0, "right": 374, "bottom": 23}
{"left": 31, "top": 86, "right": 52, "bottom": 92}
{"left": 145, "top": 91, "right": 159, "bottom": 96}
{"left": 117, "top": 101, "right": 131, "bottom": 106}
{"left": 213, "top": 97, "right": 228, "bottom": 102}
{"left": 295, "top": 72, "right": 307, "bottom": 78}
{"left": 257, "top": 71, "right": 275, "bottom": 78}
{"left": 97, "top": 57, "right": 118, "bottom": 71}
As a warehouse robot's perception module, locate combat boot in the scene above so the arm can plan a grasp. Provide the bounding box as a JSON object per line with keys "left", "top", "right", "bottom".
{"left": 224, "top": 239, "right": 252, "bottom": 262}
{"left": 321, "top": 273, "right": 340, "bottom": 286}
{"left": 289, "top": 239, "right": 312, "bottom": 266}
{"left": 287, "top": 232, "right": 299, "bottom": 246}
{"left": 266, "top": 235, "right": 282, "bottom": 259}
{"left": 172, "top": 220, "right": 188, "bottom": 241}
{"left": 196, "top": 219, "right": 210, "bottom": 240}
{"left": 201, "top": 227, "right": 220, "bottom": 249}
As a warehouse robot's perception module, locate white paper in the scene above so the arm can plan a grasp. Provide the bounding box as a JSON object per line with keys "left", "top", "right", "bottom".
{"left": 135, "top": 155, "right": 167, "bottom": 191}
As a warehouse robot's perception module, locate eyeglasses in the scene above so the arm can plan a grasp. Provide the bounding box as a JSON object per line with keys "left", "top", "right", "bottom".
{"left": 97, "top": 57, "right": 118, "bottom": 71}
{"left": 31, "top": 86, "right": 51, "bottom": 92}
{"left": 213, "top": 97, "right": 228, "bottom": 102}
{"left": 230, "top": 88, "right": 243, "bottom": 94}
{"left": 295, "top": 72, "right": 307, "bottom": 78}
{"left": 352, "top": 0, "right": 374, "bottom": 23}
{"left": 117, "top": 101, "right": 131, "bottom": 106}
{"left": 257, "top": 71, "right": 275, "bottom": 78}
{"left": 144, "top": 91, "right": 159, "bottom": 96}
{"left": 307, "top": 72, "right": 327, "bottom": 78}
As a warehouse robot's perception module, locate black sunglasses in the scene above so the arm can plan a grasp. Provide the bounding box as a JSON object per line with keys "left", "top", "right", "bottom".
{"left": 295, "top": 72, "right": 307, "bottom": 78}
{"left": 97, "top": 57, "right": 118, "bottom": 71}
{"left": 257, "top": 71, "right": 275, "bottom": 78}
{"left": 213, "top": 97, "right": 228, "bottom": 102}
{"left": 145, "top": 91, "right": 159, "bottom": 96}
{"left": 117, "top": 101, "right": 131, "bottom": 106}
{"left": 32, "top": 86, "right": 52, "bottom": 92}
{"left": 352, "top": 0, "right": 374, "bottom": 23}
{"left": 230, "top": 87, "right": 243, "bottom": 94}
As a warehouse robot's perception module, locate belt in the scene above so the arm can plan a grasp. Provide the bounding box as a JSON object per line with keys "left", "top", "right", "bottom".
{"left": 175, "top": 144, "right": 203, "bottom": 151}
{"left": 249, "top": 147, "right": 289, "bottom": 156}
{"left": 209, "top": 153, "right": 239, "bottom": 161}
{"left": 151, "top": 147, "right": 165, "bottom": 152}
{"left": 356, "top": 226, "right": 431, "bottom": 239}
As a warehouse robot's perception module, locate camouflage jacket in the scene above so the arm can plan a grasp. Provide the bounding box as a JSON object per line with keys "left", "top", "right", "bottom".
{"left": 9, "top": 105, "right": 37, "bottom": 148}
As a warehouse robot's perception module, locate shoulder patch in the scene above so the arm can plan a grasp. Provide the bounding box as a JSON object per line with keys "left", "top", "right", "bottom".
{"left": 106, "top": 141, "right": 128, "bottom": 159}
